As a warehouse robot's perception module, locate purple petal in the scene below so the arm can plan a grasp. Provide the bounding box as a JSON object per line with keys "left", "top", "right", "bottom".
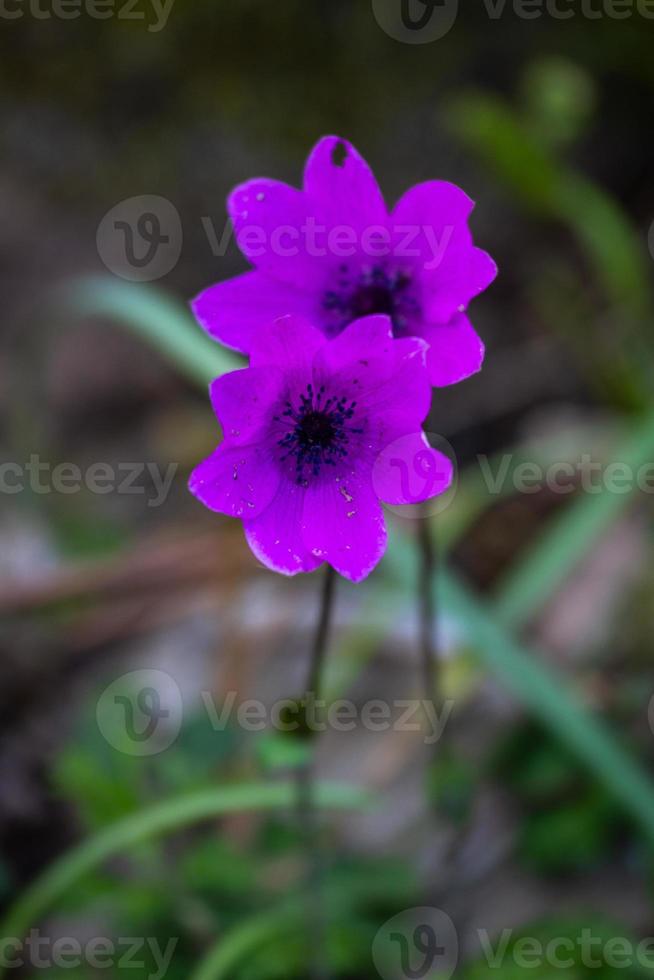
{"left": 391, "top": 180, "right": 474, "bottom": 268}
{"left": 372, "top": 431, "right": 453, "bottom": 505}
{"left": 419, "top": 313, "right": 485, "bottom": 387}
{"left": 209, "top": 367, "right": 284, "bottom": 445}
{"left": 189, "top": 444, "right": 279, "bottom": 519}
{"left": 391, "top": 180, "right": 496, "bottom": 322}
{"left": 351, "top": 340, "right": 431, "bottom": 434}
{"left": 249, "top": 314, "right": 326, "bottom": 376}
{"left": 422, "top": 246, "right": 497, "bottom": 324}
{"left": 313, "top": 313, "right": 394, "bottom": 371}
{"left": 244, "top": 480, "right": 322, "bottom": 577}
{"left": 303, "top": 135, "right": 387, "bottom": 234}
{"left": 392, "top": 180, "right": 474, "bottom": 228}
{"left": 228, "top": 178, "right": 326, "bottom": 289}
{"left": 303, "top": 469, "right": 388, "bottom": 582}
{"left": 314, "top": 317, "right": 431, "bottom": 434}
{"left": 192, "top": 272, "right": 319, "bottom": 354}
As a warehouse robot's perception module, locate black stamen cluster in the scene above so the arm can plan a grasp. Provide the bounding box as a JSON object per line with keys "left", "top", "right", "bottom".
{"left": 275, "top": 383, "right": 362, "bottom": 484}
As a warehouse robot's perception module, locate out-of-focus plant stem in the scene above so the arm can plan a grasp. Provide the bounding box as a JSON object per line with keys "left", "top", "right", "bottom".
{"left": 417, "top": 513, "right": 438, "bottom": 706}
{"left": 306, "top": 566, "right": 337, "bottom": 702}
{"left": 298, "top": 565, "right": 337, "bottom": 980}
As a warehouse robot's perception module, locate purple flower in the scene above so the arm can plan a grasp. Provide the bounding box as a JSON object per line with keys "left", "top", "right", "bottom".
{"left": 189, "top": 314, "right": 453, "bottom": 581}
{"left": 193, "top": 135, "right": 496, "bottom": 387}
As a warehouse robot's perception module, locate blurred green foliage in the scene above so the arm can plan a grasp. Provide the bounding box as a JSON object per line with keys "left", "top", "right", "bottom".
{"left": 35, "top": 700, "right": 417, "bottom": 979}
{"left": 494, "top": 722, "right": 628, "bottom": 873}
{"left": 447, "top": 60, "right": 654, "bottom": 412}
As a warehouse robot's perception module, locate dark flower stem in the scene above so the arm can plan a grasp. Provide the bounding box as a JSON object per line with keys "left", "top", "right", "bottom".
{"left": 417, "top": 512, "right": 438, "bottom": 706}
{"left": 306, "top": 565, "right": 337, "bottom": 700}
{"left": 298, "top": 565, "right": 337, "bottom": 980}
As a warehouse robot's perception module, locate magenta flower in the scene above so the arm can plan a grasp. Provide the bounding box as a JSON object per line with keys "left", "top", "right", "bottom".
{"left": 189, "top": 314, "right": 452, "bottom": 581}
{"left": 193, "top": 136, "right": 495, "bottom": 387}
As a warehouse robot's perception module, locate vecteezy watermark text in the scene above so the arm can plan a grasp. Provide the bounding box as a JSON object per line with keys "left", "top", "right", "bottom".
{"left": 201, "top": 215, "right": 454, "bottom": 269}
{"left": 0, "top": 456, "right": 177, "bottom": 507}
{"left": 96, "top": 669, "right": 455, "bottom": 756}
{"left": 0, "top": 932, "right": 177, "bottom": 979}
{"left": 477, "top": 452, "right": 654, "bottom": 496}
{"left": 372, "top": 0, "right": 654, "bottom": 44}
{"left": 202, "top": 691, "right": 454, "bottom": 745}
{"left": 6, "top": 451, "right": 654, "bottom": 508}
{"left": 96, "top": 193, "right": 457, "bottom": 281}
{"left": 478, "top": 927, "right": 654, "bottom": 970}
{"left": 374, "top": 908, "right": 654, "bottom": 979}
{"left": 0, "top": 0, "right": 175, "bottom": 30}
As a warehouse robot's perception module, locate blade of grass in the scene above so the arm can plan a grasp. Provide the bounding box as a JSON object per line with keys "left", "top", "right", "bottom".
{"left": 189, "top": 869, "right": 418, "bottom": 980}
{"left": 441, "top": 569, "right": 654, "bottom": 846}
{"left": 190, "top": 902, "right": 301, "bottom": 980}
{"left": 0, "top": 780, "right": 369, "bottom": 965}
{"left": 384, "top": 541, "right": 654, "bottom": 848}
{"left": 447, "top": 92, "right": 652, "bottom": 319}
{"left": 555, "top": 173, "right": 651, "bottom": 321}
{"left": 439, "top": 423, "right": 624, "bottom": 554}
{"left": 447, "top": 91, "right": 653, "bottom": 409}
{"left": 445, "top": 93, "right": 560, "bottom": 213}
{"left": 494, "top": 409, "right": 654, "bottom": 630}
{"left": 61, "top": 275, "right": 242, "bottom": 386}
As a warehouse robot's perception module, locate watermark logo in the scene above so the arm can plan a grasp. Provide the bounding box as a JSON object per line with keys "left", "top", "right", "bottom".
{"left": 97, "top": 195, "right": 182, "bottom": 281}
{"left": 373, "top": 907, "right": 458, "bottom": 979}
{"left": 373, "top": 0, "right": 654, "bottom": 42}
{"left": 372, "top": 0, "right": 460, "bottom": 42}
{"left": 96, "top": 669, "right": 183, "bottom": 756}
{"left": 373, "top": 432, "right": 458, "bottom": 519}
{"left": 647, "top": 693, "right": 654, "bottom": 738}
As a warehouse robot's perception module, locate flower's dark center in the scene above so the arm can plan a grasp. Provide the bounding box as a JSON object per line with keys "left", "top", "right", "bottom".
{"left": 323, "top": 264, "right": 418, "bottom": 337}
{"left": 296, "top": 410, "right": 336, "bottom": 450}
{"left": 274, "top": 383, "right": 362, "bottom": 485}
{"left": 349, "top": 283, "right": 395, "bottom": 318}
